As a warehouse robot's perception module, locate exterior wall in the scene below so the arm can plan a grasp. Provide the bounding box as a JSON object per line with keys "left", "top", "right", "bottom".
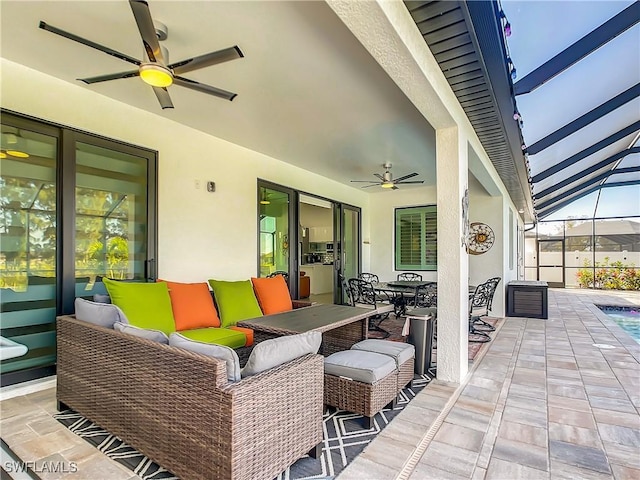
{"left": 367, "top": 185, "right": 437, "bottom": 281}
{"left": 1, "top": 59, "right": 370, "bottom": 282}
{"left": 468, "top": 178, "right": 506, "bottom": 316}
{"left": 502, "top": 204, "right": 521, "bottom": 303}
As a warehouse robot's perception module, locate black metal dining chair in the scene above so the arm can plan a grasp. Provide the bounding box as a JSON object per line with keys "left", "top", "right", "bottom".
{"left": 358, "top": 272, "right": 379, "bottom": 283}
{"left": 412, "top": 283, "right": 437, "bottom": 308}
{"left": 348, "top": 278, "right": 394, "bottom": 338}
{"left": 267, "top": 270, "right": 289, "bottom": 284}
{"left": 471, "top": 277, "right": 500, "bottom": 331}
{"left": 339, "top": 274, "right": 352, "bottom": 306}
{"left": 468, "top": 277, "right": 501, "bottom": 343}
{"left": 397, "top": 273, "right": 423, "bottom": 281}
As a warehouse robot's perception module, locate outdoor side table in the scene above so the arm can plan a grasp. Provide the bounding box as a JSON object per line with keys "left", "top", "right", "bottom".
{"left": 506, "top": 280, "right": 548, "bottom": 319}
{"left": 404, "top": 308, "right": 437, "bottom": 375}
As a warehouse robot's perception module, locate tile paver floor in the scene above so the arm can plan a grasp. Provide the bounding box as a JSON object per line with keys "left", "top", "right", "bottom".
{"left": 1, "top": 289, "right": 639, "bottom": 479}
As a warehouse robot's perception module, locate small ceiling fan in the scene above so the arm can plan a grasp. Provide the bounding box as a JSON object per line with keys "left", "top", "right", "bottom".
{"left": 39, "top": 0, "right": 243, "bottom": 109}
{"left": 350, "top": 163, "right": 424, "bottom": 190}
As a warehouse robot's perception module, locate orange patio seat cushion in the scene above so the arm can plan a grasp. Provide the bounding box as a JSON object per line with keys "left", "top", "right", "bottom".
{"left": 158, "top": 280, "right": 221, "bottom": 330}
{"left": 251, "top": 276, "right": 293, "bottom": 315}
{"left": 229, "top": 326, "right": 254, "bottom": 347}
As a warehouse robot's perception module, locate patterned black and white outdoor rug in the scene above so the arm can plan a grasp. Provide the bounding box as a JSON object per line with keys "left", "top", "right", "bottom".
{"left": 54, "top": 372, "right": 433, "bottom": 480}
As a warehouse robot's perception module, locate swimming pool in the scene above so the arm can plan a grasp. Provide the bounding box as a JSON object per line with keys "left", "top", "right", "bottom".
{"left": 598, "top": 306, "right": 640, "bottom": 344}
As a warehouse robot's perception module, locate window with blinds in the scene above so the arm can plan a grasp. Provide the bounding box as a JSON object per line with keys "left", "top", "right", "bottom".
{"left": 395, "top": 205, "right": 437, "bottom": 271}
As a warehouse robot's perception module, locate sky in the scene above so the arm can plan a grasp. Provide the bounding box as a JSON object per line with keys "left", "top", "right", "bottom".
{"left": 500, "top": 0, "right": 639, "bottom": 221}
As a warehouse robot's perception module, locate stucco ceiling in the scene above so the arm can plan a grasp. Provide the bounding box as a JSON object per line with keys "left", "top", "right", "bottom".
{"left": 0, "top": 0, "right": 437, "bottom": 190}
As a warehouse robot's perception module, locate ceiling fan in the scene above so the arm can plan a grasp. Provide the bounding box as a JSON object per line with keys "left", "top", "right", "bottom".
{"left": 39, "top": 0, "right": 243, "bottom": 109}
{"left": 350, "top": 163, "right": 424, "bottom": 190}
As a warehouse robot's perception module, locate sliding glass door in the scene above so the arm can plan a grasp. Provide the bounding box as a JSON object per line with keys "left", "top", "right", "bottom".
{"left": 256, "top": 181, "right": 361, "bottom": 304}
{"left": 257, "top": 181, "right": 298, "bottom": 298}
{"left": 1, "top": 120, "right": 59, "bottom": 381}
{"left": 334, "top": 203, "right": 361, "bottom": 304}
{"left": 0, "top": 111, "right": 157, "bottom": 386}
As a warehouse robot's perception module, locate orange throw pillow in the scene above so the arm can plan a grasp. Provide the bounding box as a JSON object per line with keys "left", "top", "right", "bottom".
{"left": 158, "top": 280, "right": 221, "bottom": 330}
{"left": 251, "top": 276, "right": 293, "bottom": 315}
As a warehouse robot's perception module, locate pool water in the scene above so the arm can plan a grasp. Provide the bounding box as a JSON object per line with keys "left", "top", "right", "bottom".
{"left": 600, "top": 308, "right": 640, "bottom": 344}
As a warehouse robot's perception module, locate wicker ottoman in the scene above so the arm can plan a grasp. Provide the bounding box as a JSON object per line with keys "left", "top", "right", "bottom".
{"left": 324, "top": 350, "right": 398, "bottom": 429}
{"left": 351, "top": 339, "right": 415, "bottom": 391}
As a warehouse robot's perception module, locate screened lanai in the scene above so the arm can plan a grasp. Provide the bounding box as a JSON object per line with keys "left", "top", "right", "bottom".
{"left": 502, "top": 0, "right": 640, "bottom": 289}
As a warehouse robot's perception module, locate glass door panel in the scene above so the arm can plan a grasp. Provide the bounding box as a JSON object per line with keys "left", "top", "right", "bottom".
{"left": 1, "top": 125, "right": 58, "bottom": 376}
{"left": 1, "top": 113, "right": 157, "bottom": 386}
{"left": 538, "top": 239, "right": 565, "bottom": 287}
{"left": 75, "top": 141, "right": 149, "bottom": 299}
{"left": 258, "top": 186, "right": 291, "bottom": 278}
{"left": 334, "top": 204, "right": 361, "bottom": 304}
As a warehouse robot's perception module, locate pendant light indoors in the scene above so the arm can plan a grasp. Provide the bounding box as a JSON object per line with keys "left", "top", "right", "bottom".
{"left": 1, "top": 132, "right": 30, "bottom": 158}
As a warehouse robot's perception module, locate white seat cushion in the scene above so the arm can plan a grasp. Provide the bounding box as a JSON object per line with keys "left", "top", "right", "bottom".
{"left": 74, "top": 298, "right": 127, "bottom": 328}
{"left": 324, "top": 350, "right": 395, "bottom": 384}
{"left": 169, "top": 332, "right": 241, "bottom": 383}
{"left": 351, "top": 339, "right": 415, "bottom": 366}
{"left": 114, "top": 322, "right": 169, "bottom": 344}
{"left": 241, "top": 331, "right": 321, "bottom": 378}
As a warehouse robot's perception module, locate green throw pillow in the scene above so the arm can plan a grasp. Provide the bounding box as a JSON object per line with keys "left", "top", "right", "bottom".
{"left": 208, "top": 279, "right": 263, "bottom": 327}
{"left": 103, "top": 278, "right": 176, "bottom": 335}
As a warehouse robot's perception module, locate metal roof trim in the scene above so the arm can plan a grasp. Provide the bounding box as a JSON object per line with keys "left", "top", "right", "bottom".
{"left": 405, "top": 1, "right": 534, "bottom": 222}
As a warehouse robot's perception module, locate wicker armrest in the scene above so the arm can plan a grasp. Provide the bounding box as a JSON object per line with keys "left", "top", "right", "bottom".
{"left": 222, "top": 353, "right": 324, "bottom": 479}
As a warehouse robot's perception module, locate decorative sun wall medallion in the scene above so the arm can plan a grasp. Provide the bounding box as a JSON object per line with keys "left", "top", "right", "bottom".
{"left": 468, "top": 222, "right": 495, "bottom": 255}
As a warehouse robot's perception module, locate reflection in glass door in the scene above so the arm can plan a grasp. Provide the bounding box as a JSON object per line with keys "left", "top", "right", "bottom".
{"left": 334, "top": 204, "right": 361, "bottom": 304}
{"left": 1, "top": 112, "right": 158, "bottom": 386}
{"left": 258, "top": 184, "right": 294, "bottom": 289}
{"left": 74, "top": 139, "right": 152, "bottom": 302}
{"left": 538, "top": 239, "right": 565, "bottom": 287}
{"left": 1, "top": 123, "right": 58, "bottom": 380}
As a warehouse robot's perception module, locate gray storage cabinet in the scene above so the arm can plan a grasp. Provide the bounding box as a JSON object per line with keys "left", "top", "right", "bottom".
{"left": 506, "top": 281, "right": 548, "bottom": 319}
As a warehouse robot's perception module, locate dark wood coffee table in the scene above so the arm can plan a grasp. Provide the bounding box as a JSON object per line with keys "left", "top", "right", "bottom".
{"left": 237, "top": 304, "right": 374, "bottom": 356}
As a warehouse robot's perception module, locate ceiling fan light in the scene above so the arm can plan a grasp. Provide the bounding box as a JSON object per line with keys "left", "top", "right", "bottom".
{"left": 381, "top": 182, "right": 395, "bottom": 189}
{"left": 139, "top": 63, "right": 173, "bottom": 87}
{"left": 6, "top": 150, "right": 29, "bottom": 158}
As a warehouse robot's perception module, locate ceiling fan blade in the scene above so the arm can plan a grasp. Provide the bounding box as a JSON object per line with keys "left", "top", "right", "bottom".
{"left": 350, "top": 180, "right": 380, "bottom": 183}
{"left": 393, "top": 172, "right": 419, "bottom": 182}
{"left": 152, "top": 86, "right": 174, "bottom": 109}
{"left": 170, "top": 46, "right": 244, "bottom": 75}
{"left": 79, "top": 70, "right": 140, "bottom": 84}
{"left": 361, "top": 184, "right": 381, "bottom": 188}
{"left": 129, "top": 0, "right": 165, "bottom": 64}
{"left": 396, "top": 180, "right": 425, "bottom": 184}
{"left": 39, "top": 21, "right": 141, "bottom": 66}
{"left": 173, "top": 76, "right": 237, "bottom": 101}
{"left": 373, "top": 173, "right": 385, "bottom": 181}
{"left": 392, "top": 185, "right": 399, "bottom": 190}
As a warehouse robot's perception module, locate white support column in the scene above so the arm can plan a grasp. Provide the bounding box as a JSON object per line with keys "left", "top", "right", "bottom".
{"left": 436, "top": 126, "right": 469, "bottom": 383}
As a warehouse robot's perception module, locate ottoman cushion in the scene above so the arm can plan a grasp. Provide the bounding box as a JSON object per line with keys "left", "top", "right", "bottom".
{"left": 324, "top": 350, "right": 395, "bottom": 384}
{"left": 351, "top": 339, "right": 415, "bottom": 366}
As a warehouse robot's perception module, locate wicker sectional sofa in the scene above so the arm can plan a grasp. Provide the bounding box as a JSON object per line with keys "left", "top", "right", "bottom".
{"left": 56, "top": 315, "right": 324, "bottom": 480}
